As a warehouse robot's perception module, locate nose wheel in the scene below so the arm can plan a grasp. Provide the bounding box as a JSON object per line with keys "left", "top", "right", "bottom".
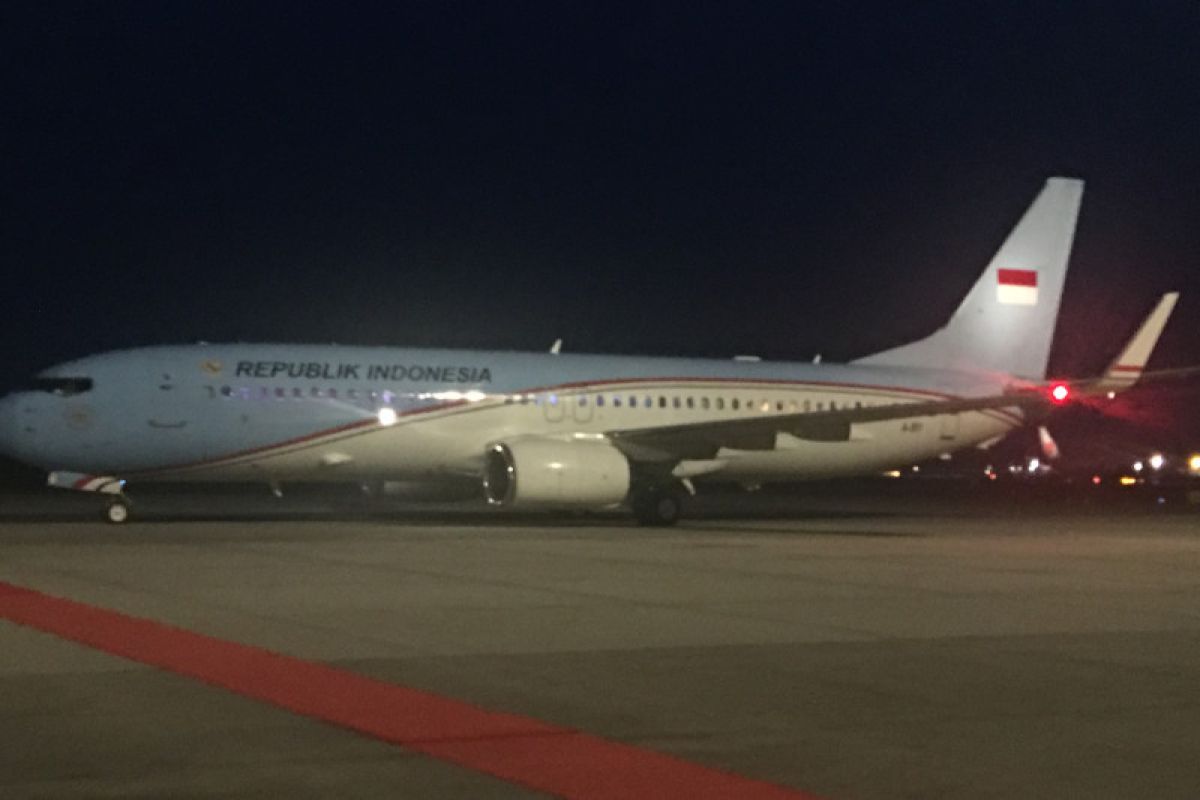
{"left": 104, "top": 498, "right": 132, "bottom": 524}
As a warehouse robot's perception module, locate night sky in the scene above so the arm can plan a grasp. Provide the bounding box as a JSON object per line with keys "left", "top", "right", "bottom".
{"left": 4, "top": 3, "right": 1198, "bottom": 442}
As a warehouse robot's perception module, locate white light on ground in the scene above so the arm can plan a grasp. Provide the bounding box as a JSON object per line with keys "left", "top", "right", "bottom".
{"left": 1149, "top": 453, "right": 1165, "bottom": 471}
{"left": 377, "top": 407, "right": 398, "bottom": 426}
{"left": 1132, "top": 461, "right": 1144, "bottom": 473}
{"left": 1189, "top": 454, "right": 1200, "bottom": 474}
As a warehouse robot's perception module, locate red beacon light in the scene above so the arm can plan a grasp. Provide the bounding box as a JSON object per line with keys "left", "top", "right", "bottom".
{"left": 1049, "top": 382, "right": 1071, "bottom": 404}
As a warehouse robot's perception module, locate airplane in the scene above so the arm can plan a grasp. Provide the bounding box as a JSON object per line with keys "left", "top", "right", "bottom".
{"left": 0, "top": 178, "right": 1183, "bottom": 525}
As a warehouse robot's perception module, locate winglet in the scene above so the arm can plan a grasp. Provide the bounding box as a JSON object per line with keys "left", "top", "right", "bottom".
{"left": 1097, "top": 292, "right": 1179, "bottom": 391}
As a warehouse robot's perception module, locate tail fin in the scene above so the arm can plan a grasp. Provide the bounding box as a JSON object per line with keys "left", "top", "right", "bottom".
{"left": 856, "top": 177, "right": 1084, "bottom": 379}
{"left": 1095, "top": 292, "right": 1179, "bottom": 391}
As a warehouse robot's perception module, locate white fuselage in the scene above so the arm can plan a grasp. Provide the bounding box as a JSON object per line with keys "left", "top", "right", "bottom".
{"left": 0, "top": 345, "right": 1022, "bottom": 487}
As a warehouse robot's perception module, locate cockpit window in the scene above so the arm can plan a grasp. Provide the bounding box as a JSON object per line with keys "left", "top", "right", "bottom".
{"left": 24, "top": 377, "right": 94, "bottom": 396}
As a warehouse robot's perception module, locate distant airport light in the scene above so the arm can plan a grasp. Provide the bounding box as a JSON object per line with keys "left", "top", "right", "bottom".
{"left": 1106, "top": 391, "right": 1117, "bottom": 400}
{"left": 1091, "top": 475, "right": 1102, "bottom": 486}
{"left": 1049, "top": 383, "right": 1070, "bottom": 404}
{"left": 1028, "top": 457, "right": 1040, "bottom": 473}
{"left": 1189, "top": 454, "right": 1200, "bottom": 474}
{"left": 1118, "top": 476, "right": 1138, "bottom": 487}
{"left": 377, "top": 407, "right": 398, "bottom": 427}
{"left": 1148, "top": 453, "right": 1165, "bottom": 471}
{"left": 1132, "top": 460, "right": 1144, "bottom": 473}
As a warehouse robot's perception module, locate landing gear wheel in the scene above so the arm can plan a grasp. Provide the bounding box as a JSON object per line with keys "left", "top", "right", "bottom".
{"left": 632, "top": 488, "right": 683, "bottom": 526}
{"left": 105, "top": 499, "right": 131, "bottom": 524}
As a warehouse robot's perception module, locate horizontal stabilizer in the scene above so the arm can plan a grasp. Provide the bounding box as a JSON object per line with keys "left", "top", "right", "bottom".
{"left": 1096, "top": 292, "right": 1179, "bottom": 391}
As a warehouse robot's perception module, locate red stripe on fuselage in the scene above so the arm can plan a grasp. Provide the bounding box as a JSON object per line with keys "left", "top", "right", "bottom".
{"left": 131, "top": 376, "right": 1023, "bottom": 478}
{"left": 0, "top": 582, "right": 819, "bottom": 800}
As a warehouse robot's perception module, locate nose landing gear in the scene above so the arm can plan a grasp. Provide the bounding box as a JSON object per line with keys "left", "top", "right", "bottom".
{"left": 46, "top": 472, "right": 133, "bottom": 523}
{"left": 104, "top": 497, "right": 132, "bottom": 524}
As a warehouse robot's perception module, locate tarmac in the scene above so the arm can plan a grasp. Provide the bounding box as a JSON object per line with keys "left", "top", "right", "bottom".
{"left": 1, "top": 488, "right": 1199, "bottom": 798}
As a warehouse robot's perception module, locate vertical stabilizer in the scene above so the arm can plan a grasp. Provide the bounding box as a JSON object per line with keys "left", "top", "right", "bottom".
{"left": 856, "top": 178, "right": 1084, "bottom": 379}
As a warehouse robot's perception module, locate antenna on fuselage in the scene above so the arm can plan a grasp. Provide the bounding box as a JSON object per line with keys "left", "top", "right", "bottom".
{"left": 549, "top": 338, "right": 563, "bottom": 355}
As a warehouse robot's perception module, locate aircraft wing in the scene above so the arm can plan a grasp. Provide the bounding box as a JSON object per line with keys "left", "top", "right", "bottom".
{"left": 606, "top": 390, "right": 1047, "bottom": 463}
{"left": 608, "top": 291, "right": 1191, "bottom": 465}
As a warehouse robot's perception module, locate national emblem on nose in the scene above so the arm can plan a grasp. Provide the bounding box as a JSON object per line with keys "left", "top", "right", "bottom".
{"left": 200, "top": 360, "right": 223, "bottom": 376}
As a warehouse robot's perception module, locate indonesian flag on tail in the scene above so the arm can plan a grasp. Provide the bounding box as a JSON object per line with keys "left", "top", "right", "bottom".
{"left": 996, "top": 268, "right": 1038, "bottom": 305}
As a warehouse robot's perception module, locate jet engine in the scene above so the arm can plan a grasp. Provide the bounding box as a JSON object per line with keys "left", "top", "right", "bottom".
{"left": 482, "top": 438, "right": 631, "bottom": 509}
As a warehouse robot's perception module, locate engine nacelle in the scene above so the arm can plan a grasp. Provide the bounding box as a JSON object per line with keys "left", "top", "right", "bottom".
{"left": 483, "top": 438, "right": 631, "bottom": 509}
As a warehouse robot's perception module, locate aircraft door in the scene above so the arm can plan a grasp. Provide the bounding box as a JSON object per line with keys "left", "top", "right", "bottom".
{"left": 939, "top": 413, "right": 959, "bottom": 441}
{"left": 542, "top": 392, "right": 565, "bottom": 423}
{"left": 572, "top": 393, "right": 594, "bottom": 424}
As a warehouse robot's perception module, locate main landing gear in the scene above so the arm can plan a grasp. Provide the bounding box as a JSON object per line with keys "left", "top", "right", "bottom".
{"left": 630, "top": 485, "right": 684, "bottom": 526}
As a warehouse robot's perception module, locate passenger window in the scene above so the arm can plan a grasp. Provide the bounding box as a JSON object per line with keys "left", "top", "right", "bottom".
{"left": 658, "top": 396, "right": 667, "bottom": 408}
{"left": 716, "top": 397, "right": 724, "bottom": 410}
{"left": 613, "top": 396, "right": 621, "bottom": 407}
{"left": 293, "top": 388, "right": 304, "bottom": 399}
{"left": 328, "top": 388, "right": 338, "bottom": 398}
{"left": 701, "top": 397, "right": 710, "bottom": 410}
{"left": 732, "top": 398, "right": 740, "bottom": 410}
{"left": 220, "top": 386, "right": 232, "bottom": 397}
{"left": 596, "top": 395, "right": 605, "bottom": 407}
{"left": 274, "top": 387, "right": 286, "bottom": 399}
{"left": 804, "top": 399, "right": 811, "bottom": 412}
{"left": 579, "top": 395, "right": 588, "bottom": 407}
{"left": 685, "top": 397, "right": 694, "bottom": 409}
